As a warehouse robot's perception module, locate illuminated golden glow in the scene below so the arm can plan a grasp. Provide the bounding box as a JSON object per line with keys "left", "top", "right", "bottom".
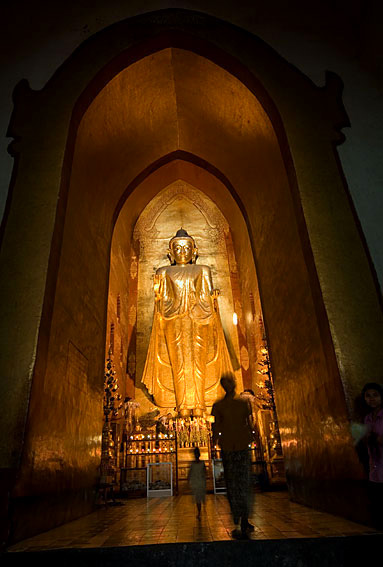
{"left": 132, "top": 179, "right": 246, "bottom": 415}
{"left": 142, "top": 230, "right": 233, "bottom": 416}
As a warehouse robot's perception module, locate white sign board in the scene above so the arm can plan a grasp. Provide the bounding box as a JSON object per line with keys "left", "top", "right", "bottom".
{"left": 147, "top": 462, "right": 173, "bottom": 497}
{"left": 212, "top": 459, "right": 226, "bottom": 494}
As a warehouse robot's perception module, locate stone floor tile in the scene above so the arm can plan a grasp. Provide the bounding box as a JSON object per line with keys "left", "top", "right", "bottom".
{"left": 7, "top": 492, "right": 377, "bottom": 552}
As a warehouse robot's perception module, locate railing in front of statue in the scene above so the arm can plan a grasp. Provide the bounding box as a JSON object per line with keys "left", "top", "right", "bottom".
{"left": 118, "top": 419, "right": 271, "bottom": 497}
{"left": 120, "top": 429, "right": 178, "bottom": 497}
{"left": 119, "top": 418, "right": 210, "bottom": 497}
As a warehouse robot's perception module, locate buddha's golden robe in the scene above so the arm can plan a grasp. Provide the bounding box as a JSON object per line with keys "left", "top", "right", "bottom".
{"left": 142, "top": 264, "right": 233, "bottom": 413}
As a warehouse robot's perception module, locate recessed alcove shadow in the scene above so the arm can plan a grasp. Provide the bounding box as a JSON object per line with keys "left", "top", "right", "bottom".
{"left": 2, "top": 12, "right": 381, "bottom": 544}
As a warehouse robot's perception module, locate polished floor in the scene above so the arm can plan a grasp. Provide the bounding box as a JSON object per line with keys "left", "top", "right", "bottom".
{"left": 8, "top": 491, "right": 377, "bottom": 551}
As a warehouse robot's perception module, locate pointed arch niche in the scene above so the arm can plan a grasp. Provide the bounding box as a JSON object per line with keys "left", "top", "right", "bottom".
{"left": 4, "top": 28, "right": 381, "bottom": 541}
{"left": 108, "top": 168, "right": 267, "bottom": 416}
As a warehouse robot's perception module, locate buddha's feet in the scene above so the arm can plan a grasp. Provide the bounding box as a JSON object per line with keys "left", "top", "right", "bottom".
{"left": 192, "top": 408, "right": 205, "bottom": 417}
{"left": 178, "top": 409, "right": 191, "bottom": 418}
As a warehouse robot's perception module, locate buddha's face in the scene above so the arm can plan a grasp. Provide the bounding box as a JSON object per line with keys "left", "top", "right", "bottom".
{"left": 170, "top": 238, "right": 194, "bottom": 264}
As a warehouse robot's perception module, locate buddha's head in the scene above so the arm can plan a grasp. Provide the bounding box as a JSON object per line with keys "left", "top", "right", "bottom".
{"left": 168, "top": 228, "right": 198, "bottom": 265}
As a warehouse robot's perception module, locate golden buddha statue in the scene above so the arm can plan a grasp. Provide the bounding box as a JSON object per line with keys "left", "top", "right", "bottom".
{"left": 142, "top": 229, "right": 233, "bottom": 417}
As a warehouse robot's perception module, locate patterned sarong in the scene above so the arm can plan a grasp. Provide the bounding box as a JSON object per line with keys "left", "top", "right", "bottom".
{"left": 221, "top": 449, "right": 252, "bottom": 523}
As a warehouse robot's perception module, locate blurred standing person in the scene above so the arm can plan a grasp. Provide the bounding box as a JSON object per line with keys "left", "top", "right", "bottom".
{"left": 240, "top": 389, "right": 257, "bottom": 427}
{"left": 240, "top": 389, "right": 260, "bottom": 447}
{"left": 188, "top": 447, "right": 206, "bottom": 518}
{"left": 362, "top": 382, "right": 383, "bottom": 529}
{"left": 212, "top": 373, "right": 255, "bottom": 539}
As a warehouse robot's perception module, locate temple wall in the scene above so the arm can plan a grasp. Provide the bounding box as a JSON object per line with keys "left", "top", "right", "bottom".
{"left": 107, "top": 211, "right": 136, "bottom": 401}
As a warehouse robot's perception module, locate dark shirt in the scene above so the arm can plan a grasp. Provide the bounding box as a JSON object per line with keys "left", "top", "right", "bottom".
{"left": 212, "top": 395, "right": 252, "bottom": 452}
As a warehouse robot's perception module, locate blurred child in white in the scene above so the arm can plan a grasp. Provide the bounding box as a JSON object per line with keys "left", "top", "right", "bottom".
{"left": 188, "top": 447, "right": 206, "bottom": 518}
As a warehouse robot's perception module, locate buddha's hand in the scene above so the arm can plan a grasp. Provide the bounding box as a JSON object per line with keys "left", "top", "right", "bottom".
{"left": 211, "top": 289, "right": 219, "bottom": 311}
{"left": 211, "top": 289, "right": 220, "bottom": 300}
{"left": 154, "top": 275, "right": 162, "bottom": 301}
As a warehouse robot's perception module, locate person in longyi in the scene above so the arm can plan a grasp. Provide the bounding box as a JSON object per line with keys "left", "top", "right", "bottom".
{"left": 142, "top": 228, "right": 233, "bottom": 417}
{"left": 212, "top": 373, "right": 255, "bottom": 539}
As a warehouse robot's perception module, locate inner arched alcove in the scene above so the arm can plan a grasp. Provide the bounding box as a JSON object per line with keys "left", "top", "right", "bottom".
{"left": 108, "top": 172, "right": 268, "bottom": 417}
{"left": 133, "top": 180, "right": 244, "bottom": 402}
